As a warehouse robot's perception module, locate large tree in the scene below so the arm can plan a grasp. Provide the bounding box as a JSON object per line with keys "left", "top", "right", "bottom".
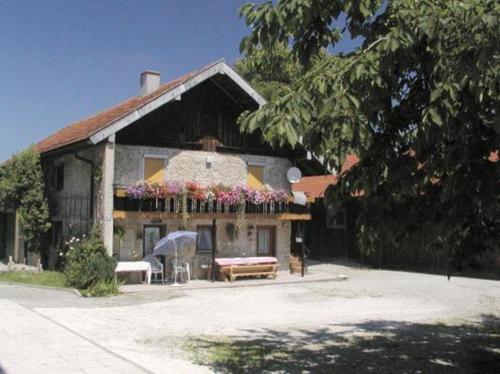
{"left": 239, "top": 0, "right": 500, "bottom": 273}
{"left": 0, "top": 148, "right": 51, "bottom": 254}
{"left": 235, "top": 43, "right": 327, "bottom": 101}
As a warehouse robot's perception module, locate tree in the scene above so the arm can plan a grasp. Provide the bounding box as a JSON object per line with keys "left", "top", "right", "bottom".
{"left": 238, "top": 0, "right": 500, "bottom": 273}
{"left": 235, "top": 43, "right": 325, "bottom": 101}
{"left": 0, "top": 148, "right": 51, "bottom": 253}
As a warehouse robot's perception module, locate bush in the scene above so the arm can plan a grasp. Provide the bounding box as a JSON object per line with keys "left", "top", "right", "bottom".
{"left": 64, "top": 230, "right": 117, "bottom": 290}
{"left": 80, "top": 280, "right": 121, "bottom": 297}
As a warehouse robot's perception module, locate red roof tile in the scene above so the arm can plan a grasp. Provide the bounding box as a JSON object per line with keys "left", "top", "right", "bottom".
{"left": 292, "top": 155, "right": 359, "bottom": 199}
{"left": 34, "top": 61, "right": 221, "bottom": 154}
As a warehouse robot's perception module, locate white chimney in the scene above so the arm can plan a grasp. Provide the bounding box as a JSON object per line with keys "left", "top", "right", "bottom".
{"left": 140, "top": 70, "right": 161, "bottom": 95}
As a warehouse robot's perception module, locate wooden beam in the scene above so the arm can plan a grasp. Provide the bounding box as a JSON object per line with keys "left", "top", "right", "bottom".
{"left": 278, "top": 213, "right": 312, "bottom": 221}
{"left": 113, "top": 211, "right": 304, "bottom": 220}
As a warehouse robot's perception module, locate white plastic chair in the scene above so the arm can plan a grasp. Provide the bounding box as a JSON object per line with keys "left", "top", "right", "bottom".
{"left": 172, "top": 260, "right": 190, "bottom": 283}
{"left": 143, "top": 253, "right": 164, "bottom": 284}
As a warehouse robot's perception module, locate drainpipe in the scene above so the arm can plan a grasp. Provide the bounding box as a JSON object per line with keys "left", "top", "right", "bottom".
{"left": 73, "top": 151, "right": 95, "bottom": 225}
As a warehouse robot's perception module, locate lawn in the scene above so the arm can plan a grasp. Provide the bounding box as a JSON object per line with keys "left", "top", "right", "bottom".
{"left": 0, "top": 271, "right": 67, "bottom": 288}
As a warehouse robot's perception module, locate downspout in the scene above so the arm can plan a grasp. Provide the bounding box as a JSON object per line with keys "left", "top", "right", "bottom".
{"left": 73, "top": 151, "right": 95, "bottom": 225}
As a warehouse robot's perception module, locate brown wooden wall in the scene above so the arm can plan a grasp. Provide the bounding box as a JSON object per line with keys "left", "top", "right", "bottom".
{"left": 305, "top": 199, "right": 499, "bottom": 278}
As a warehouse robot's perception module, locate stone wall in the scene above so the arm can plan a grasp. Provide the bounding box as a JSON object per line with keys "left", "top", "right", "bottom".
{"left": 114, "top": 216, "right": 291, "bottom": 279}
{"left": 114, "top": 145, "right": 292, "bottom": 191}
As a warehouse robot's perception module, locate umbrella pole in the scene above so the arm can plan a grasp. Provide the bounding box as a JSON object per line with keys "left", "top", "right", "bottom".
{"left": 173, "top": 239, "right": 178, "bottom": 285}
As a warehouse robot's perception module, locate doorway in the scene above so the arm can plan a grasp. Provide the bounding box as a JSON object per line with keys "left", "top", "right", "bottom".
{"left": 256, "top": 225, "right": 276, "bottom": 256}
{"left": 143, "top": 225, "right": 166, "bottom": 257}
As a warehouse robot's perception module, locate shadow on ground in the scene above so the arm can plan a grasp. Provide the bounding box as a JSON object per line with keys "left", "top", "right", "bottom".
{"left": 185, "top": 315, "right": 500, "bottom": 374}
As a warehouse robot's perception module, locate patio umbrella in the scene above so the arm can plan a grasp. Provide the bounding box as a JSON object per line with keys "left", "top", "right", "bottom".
{"left": 153, "top": 231, "right": 197, "bottom": 285}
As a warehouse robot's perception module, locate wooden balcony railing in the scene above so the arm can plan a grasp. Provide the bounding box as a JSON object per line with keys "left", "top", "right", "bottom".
{"left": 114, "top": 196, "right": 309, "bottom": 215}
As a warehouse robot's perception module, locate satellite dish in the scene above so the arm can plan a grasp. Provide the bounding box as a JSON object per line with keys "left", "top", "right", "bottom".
{"left": 287, "top": 167, "right": 302, "bottom": 184}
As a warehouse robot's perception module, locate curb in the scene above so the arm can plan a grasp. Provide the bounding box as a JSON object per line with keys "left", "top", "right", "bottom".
{"left": 0, "top": 280, "right": 80, "bottom": 296}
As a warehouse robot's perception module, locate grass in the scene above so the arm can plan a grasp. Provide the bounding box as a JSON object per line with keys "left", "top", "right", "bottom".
{"left": 0, "top": 270, "right": 67, "bottom": 288}
{"left": 79, "top": 280, "right": 121, "bottom": 297}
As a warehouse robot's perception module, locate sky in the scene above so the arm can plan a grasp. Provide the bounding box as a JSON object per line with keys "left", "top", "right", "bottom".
{"left": 0, "top": 0, "right": 362, "bottom": 161}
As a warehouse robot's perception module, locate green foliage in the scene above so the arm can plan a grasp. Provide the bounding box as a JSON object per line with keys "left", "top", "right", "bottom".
{"left": 239, "top": 0, "right": 500, "bottom": 273}
{"left": 79, "top": 280, "right": 121, "bottom": 297}
{"left": 0, "top": 270, "right": 66, "bottom": 288}
{"left": 64, "top": 229, "right": 117, "bottom": 290}
{"left": 235, "top": 44, "right": 302, "bottom": 101}
{"left": 0, "top": 148, "right": 51, "bottom": 252}
{"left": 235, "top": 43, "right": 327, "bottom": 101}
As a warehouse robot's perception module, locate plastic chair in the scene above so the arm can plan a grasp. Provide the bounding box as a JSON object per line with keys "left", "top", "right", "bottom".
{"left": 143, "top": 253, "right": 164, "bottom": 284}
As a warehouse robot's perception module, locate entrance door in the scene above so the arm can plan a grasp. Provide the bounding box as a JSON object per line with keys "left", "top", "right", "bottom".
{"left": 143, "top": 225, "right": 165, "bottom": 256}
{"left": 256, "top": 226, "right": 276, "bottom": 256}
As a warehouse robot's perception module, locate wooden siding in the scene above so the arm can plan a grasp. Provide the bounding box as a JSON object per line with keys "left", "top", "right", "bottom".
{"left": 115, "top": 78, "right": 292, "bottom": 157}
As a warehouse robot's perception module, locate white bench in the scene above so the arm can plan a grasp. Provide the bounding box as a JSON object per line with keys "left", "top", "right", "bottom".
{"left": 115, "top": 261, "right": 152, "bottom": 284}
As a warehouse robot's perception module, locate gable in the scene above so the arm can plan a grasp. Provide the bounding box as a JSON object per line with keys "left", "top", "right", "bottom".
{"left": 115, "top": 77, "right": 272, "bottom": 152}
{"left": 34, "top": 60, "right": 266, "bottom": 154}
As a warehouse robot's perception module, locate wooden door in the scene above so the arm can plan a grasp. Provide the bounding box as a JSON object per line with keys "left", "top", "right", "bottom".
{"left": 256, "top": 226, "right": 276, "bottom": 256}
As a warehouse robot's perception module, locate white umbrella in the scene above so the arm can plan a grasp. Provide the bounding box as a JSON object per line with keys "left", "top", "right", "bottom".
{"left": 153, "top": 231, "right": 197, "bottom": 285}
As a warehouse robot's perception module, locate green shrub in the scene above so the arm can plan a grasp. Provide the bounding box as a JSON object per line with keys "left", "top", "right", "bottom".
{"left": 64, "top": 230, "right": 116, "bottom": 290}
{"left": 80, "top": 280, "right": 121, "bottom": 297}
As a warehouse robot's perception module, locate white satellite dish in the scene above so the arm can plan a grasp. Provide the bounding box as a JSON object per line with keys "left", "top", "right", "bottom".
{"left": 287, "top": 167, "right": 302, "bottom": 184}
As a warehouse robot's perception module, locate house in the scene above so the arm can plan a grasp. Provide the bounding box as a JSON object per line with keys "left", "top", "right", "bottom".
{"left": 291, "top": 155, "right": 360, "bottom": 260}
{"left": 1, "top": 60, "right": 323, "bottom": 277}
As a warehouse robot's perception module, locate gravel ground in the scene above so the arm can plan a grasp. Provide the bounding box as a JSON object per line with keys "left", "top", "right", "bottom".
{"left": 2, "top": 263, "right": 499, "bottom": 373}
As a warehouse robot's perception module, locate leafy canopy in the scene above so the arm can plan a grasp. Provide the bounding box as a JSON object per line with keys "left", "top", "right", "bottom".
{"left": 235, "top": 43, "right": 326, "bottom": 101}
{"left": 239, "top": 0, "right": 500, "bottom": 272}
{"left": 0, "top": 148, "right": 51, "bottom": 253}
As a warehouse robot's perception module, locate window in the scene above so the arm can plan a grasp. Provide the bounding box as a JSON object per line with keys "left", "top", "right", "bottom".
{"left": 197, "top": 225, "right": 213, "bottom": 253}
{"left": 144, "top": 157, "right": 166, "bottom": 184}
{"left": 52, "top": 164, "right": 64, "bottom": 191}
{"left": 327, "top": 207, "right": 346, "bottom": 229}
{"left": 247, "top": 164, "right": 264, "bottom": 189}
{"left": 256, "top": 226, "right": 276, "bottom": 256}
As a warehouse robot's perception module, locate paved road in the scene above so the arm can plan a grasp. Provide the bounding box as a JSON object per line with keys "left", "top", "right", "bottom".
{"left": 0, "top": 264, "right": 499, "bottom": 373}
{"left": 0, "top": 297, "right": 150, "bottom": 374}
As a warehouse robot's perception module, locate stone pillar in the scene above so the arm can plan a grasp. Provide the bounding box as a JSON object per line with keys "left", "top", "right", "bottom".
{"left": 102, "top": 137, "right": 115, "bottom": 256}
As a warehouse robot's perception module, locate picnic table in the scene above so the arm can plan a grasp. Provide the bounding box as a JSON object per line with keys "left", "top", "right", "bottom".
{"left": 214, "top": 257, "right": 278, "bottom": 282}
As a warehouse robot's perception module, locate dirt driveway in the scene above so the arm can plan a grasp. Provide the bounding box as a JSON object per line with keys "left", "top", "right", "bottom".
{"left": 1, "top": 263, "right": 499, "bottom": 373}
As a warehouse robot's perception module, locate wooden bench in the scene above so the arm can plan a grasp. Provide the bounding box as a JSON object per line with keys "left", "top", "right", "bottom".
{"left": 218, "top": 263, "right": 277, "bottom": 282}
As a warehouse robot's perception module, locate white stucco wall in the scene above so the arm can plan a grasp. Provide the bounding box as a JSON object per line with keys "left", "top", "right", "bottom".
{"left": 114, "top": 145, "right": 292, "bottom": 191}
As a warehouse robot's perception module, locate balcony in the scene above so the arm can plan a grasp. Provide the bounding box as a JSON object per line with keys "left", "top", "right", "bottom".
{"left": 113, "top": 188, "right": 311, "bottom": 221}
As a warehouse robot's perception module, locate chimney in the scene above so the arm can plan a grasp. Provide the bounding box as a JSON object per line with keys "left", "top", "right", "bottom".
{"left": 140, "top": 70, "right": 161, "bottom": 95}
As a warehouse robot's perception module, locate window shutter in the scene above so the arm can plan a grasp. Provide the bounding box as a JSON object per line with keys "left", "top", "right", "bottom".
{"left": 247, "top": 165, "right": 264, "bottom": 189}
{"left": 144, "top": 158, "right": 165, "bottom": 184}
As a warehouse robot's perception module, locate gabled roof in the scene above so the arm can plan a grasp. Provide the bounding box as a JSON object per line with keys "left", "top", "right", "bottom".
{"left": 34, "top": 60, "right": 266, "bottom": 154}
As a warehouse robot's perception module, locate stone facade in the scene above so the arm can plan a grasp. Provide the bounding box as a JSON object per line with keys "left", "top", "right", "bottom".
{"left": 113, "top": 216, "right": 291, "bottom": 279}
{"left": 114, "top": 145, "right": 292, "bottom": 191}
{"left": 112, "top": 144, "right": 294, "bottom": 278}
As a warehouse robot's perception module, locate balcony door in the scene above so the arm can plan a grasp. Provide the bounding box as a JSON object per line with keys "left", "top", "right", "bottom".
{"left": 256, "top": 226, "right": 276, "bottom": 256}
{"left": 143, "top": 225, "right": 166, "bottom": 257}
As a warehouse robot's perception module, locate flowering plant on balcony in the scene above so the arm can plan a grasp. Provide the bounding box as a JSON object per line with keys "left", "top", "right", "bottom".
{"left": 125, "top": 182, "right": 155, "bottom": 199}
{"left": 125, "top": 180, "right": 289, "bottom": 204}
